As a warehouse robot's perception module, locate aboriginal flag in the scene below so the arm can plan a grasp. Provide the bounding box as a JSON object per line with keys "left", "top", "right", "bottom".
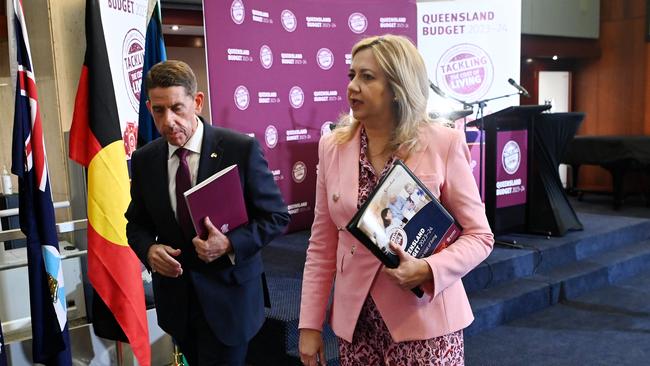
{"left": 69, "top": 1, "right": 150, "bottom": 365}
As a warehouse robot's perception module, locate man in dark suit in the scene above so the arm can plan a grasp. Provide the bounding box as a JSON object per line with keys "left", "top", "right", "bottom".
{"left": 125, "top": 60, "right": 290, "bottom": 365}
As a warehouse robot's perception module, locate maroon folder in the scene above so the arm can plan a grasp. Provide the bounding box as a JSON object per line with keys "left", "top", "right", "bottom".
{"left": 183, "top": 165, "right": 248, "bottom": 239}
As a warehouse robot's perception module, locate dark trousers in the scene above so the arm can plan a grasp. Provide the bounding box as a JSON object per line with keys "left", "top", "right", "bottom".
{"left": 176, "top": 288, "right": 248, "bottom": 366}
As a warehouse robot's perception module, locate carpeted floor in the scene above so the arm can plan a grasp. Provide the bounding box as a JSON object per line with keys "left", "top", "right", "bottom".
{"left": 252, "top": 191, "right": 650, "bottom": 365}
{"left": 465, "top": 194, "right": 650, "bottom": 366}
{"left": 568, "top": 193, "right": 650, "bottom": 219}
{"left": 465, "top": 270, "right": 650, "bottom": 366}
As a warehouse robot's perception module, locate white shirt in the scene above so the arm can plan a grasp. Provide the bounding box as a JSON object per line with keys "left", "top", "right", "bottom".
{"left": 166, "top": 119, "right": 235, "bottom": 263}
{"left": 167, "top": 118, "right": 203, "bottom": 214}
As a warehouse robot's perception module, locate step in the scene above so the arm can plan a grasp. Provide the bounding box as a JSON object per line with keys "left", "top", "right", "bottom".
{"left": 254, "top": 214, "right": 650, "bottom": 364}
{"left": 531, "top": 239, "right": 650, "bottom": 301}
{"left": 282, "top": 236, "right": 650, "bottom": 365}
{"left": 249, "top": 276, "right": 340, "bottom": 365}
{"left": 462, "top": 213, "right": 650, "bottom": 293}
{"left": 467, "top": 278, "right": 552, "bottom": 337}
{"left": 465, "top": 270, "right": 650, "bottom": 366}
{"left": 467, "top": 239, "right": 650, "bottom": 336}
{"left": 262, "top": 231, "right": 309, "bottom": 279}
{"left": 248, "top": 277, "right": 302, "bottom": 365}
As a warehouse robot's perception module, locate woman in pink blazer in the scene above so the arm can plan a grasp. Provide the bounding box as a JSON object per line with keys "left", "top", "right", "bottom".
{"left": 299, "top": 35, "right": 494, "bottom": 365}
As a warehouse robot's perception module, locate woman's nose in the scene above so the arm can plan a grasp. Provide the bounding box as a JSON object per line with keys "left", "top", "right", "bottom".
{"left": 347, "top": 78, "right": 359, "bottom": 93}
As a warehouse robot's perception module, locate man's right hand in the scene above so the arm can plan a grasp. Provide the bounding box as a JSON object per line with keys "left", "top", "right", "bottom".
{"left": 147, "top": 244, "right": 183, "bottom": 278}
{"left": 299, "top": 328, "right": 326, "bottom": 366}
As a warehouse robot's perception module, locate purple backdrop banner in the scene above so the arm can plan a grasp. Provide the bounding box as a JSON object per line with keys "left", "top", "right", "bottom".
{"left": 495, "top": 130, "right": 527, "bottom": 208}
{"left": 204, "top": 0, "right": 416, "bottom": 231}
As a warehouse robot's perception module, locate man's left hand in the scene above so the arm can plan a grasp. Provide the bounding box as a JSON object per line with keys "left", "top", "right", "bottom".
{"left": 382, "top": 242, "right": 433, "bottom": 290}
{"left": 192, "top": 217, "right": 233, "bottom": 263}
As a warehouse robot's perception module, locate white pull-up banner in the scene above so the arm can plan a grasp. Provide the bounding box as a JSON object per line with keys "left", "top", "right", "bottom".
{"left": 417, "top": 0, "right": 522, "bottom": 120}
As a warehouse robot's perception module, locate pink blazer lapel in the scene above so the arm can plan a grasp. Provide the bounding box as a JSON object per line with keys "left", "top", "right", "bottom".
{"left": 401, "top": 126, "right": 430, "bottom": 176}
{"left": 337, "top": 127, "right": 361, "bottom": 221}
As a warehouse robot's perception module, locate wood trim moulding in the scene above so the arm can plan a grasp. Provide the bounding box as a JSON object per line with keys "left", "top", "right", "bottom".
{"left": 522, "top": 35, "right": 601, "bottom": 59}
{"left": 647, "top": 0, "right": 650, "bottom": 41}
{"left": 165, "top": 34, "right": 204, "bottom": 48}
{"left": 162, "top": 9, "right": 203, "bottom": 27}
{"left": 0, "top": 15, "right": 6, "bottom": 41}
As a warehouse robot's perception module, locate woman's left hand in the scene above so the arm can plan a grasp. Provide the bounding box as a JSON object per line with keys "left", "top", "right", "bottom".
{"left": 382, "top": 242, "right": 433, "bottom": 290}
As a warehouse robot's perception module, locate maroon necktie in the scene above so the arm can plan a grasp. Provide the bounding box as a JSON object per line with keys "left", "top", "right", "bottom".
{"left": 174, "top": 147, "right": 194, "bottom": 237}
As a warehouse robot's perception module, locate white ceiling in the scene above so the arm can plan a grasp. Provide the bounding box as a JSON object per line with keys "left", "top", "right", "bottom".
{"left": 162, "top": 24, "right": 204, "bottom": 36}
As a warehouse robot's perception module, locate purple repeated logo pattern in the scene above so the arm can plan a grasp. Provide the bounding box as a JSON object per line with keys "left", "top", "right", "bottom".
{"left": 234, "top": 85, "right": 250, "bottom": 110}
{"left": 265, "top": 125, "right": 278, "bottom": 148}
{"left": 316, "top": 48, "right": 334, "bottom": 70}
{"left": 230, "top": 0, "right": 245, "bottom": 24}
{"left": 281, "top": 9, "right": 297, "bottom": 31}
{"left": 204, "top": 0, "right": 416, "bottom": 231}
{"left": 348, "top": 12, "right": 368, "bottom": 33}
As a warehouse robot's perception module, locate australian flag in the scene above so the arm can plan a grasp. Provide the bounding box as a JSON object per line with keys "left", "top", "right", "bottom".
{"left": 10, "top": 0, "right": 72, "bottom": 364}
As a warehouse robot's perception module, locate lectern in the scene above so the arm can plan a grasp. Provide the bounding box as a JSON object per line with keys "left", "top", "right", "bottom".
{"left": 468, "top": 105, "right": 550, "bottom": 235}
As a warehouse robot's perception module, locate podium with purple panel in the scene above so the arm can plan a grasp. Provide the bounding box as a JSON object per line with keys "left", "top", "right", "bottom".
{"left": 467, "top": 105, "right": 551, "bottom": 235}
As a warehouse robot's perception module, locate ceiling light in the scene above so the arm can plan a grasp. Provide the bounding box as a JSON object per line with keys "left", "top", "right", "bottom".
{"left": 525, "top": 58, "right": 533, "bottom": 63}
{"left": 171, "top": 25, "right": 180, "bottom": 31}
{"left": 552, "top": 55, "right": 558, "bottom": 60}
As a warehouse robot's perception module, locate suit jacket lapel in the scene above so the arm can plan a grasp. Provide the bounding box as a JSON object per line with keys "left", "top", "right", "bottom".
{"left": 197, "top": 122, "right": 224, "bottom": 183}
{"left": 338, "top": 127, "right": 361, "bottom": 220}
{"left": 150, "top": 140, "right": 177, "bottom": 227}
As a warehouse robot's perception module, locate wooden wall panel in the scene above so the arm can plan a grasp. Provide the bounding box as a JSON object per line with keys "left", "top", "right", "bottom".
{"left": 643, "top": 42, "right": 650, "bottom": 135}
{"left": 595, "top": 18, "right": 645, "bottom": 135}
{"left": 0, "top": 15, "right": 6, "bottom": 41}
{"left": 573, "top": 59, "right": 599, "bottom": 135}
{"left": 571, "top": 0, "right": 647, "bottom": 191}
{"left": 0, "top": 0, "right": 5, "bottom": 40}
{"left": 646, "top": 44, "right": 650, "bottom": 135}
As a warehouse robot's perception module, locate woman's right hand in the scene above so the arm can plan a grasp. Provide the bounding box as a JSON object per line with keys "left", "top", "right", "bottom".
{"left": 299, "top": 328, "right": 326, "bottom": 366}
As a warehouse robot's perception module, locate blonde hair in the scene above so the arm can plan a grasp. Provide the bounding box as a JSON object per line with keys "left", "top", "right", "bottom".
{"left": 332, "top": 34, "right": 431, "bottom": 155}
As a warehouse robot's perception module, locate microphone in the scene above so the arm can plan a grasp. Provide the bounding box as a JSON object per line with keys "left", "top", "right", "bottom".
{"left": 508, "top": 78, "right": 530, "bottom": 98}
{"left": 428, "top": 80, "right": 447, "bottom": 98}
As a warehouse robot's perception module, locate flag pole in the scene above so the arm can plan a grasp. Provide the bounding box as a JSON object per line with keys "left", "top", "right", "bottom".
{"left": 172, "top": 344, "right": 182, "bottom": 366}
{"left": 116, "top": 341, "right": 124, "bottom": 366}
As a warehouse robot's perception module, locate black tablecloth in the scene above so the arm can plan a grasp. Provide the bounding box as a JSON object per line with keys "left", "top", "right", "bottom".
{"left": 562, "top": 135, "right": 650, "bottom": 208}
{"left": 563, "top": 136, "right": 650, "bottom": 166}
{"left": 529, "top": 112, "right": 585, "bottom": 236}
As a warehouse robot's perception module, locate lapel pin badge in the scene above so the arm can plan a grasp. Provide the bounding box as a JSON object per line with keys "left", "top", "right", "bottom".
{"left": 210, "top": 153, "right": 218, "bottom": 158}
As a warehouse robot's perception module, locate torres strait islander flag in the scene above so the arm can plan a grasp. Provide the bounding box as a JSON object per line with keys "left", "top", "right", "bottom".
{"left": 10, "top": 0, "right": 72, "bottom": 364}
{"left": 69, "top": 1, "right": 150, "bottom": 365}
